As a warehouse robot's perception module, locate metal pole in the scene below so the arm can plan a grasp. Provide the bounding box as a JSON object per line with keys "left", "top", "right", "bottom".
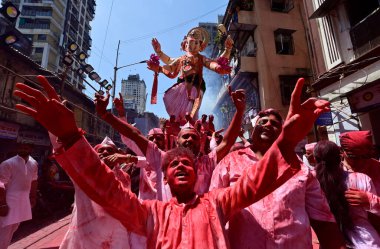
{"left": 112, "top": 40, "right": 120, "bottom": 106}
{"left": 60, "top": 64, "right": 70, "bottom": 96}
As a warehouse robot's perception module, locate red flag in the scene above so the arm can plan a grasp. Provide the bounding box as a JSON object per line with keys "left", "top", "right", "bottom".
{"left": 151, "top": 72, "right": 158, "bottom": 104}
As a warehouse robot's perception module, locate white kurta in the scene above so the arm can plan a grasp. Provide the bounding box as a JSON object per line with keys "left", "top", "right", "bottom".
{"left": 60, "top": 167, "right": 146, "bottom": 249}
{"left": 0, "top": 155, "right": 38, "bottom": 227}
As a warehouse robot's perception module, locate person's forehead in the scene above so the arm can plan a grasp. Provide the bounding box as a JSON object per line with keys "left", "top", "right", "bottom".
{"left": 97, "top": 144, "right": 116, "bottom": 151}
{"left": 148, "top": 133, "right": 164, "bottom": 138}
{"left": 180, "top": 129, "right": 199, "bottom": 137}
{"left": 258, "top": 114, "right": 281, "bottom": 122}
{"left": 170, "top": 155, "right": 193, "bottom": 164}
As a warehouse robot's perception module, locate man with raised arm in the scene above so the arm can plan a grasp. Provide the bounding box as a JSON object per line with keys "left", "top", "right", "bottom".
{"left": 95, "top": 86, "right": 245, "bottom": 201}
{"left": 13, "top": 75, "right": 329, "bottom": 248}
{"left": 210, "top": 80, "right": 346, "bottom": 249}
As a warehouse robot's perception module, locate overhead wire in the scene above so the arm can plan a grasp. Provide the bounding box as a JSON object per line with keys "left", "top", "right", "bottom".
{"left": 120, "top": 3, "right": 228, "bottom": 44}
{"left": 97, "top": 0, "right": 115, "bottom": 71}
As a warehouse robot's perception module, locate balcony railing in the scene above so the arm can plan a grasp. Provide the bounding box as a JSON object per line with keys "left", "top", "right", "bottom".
{"left": 350, "top": 8, "right": 380, "bottom": 58}
{"left": 22, "top": 10, "right": 52, "bottom": 17}
{"left": 19, "top": 23, "right": 50, "bottom": 29}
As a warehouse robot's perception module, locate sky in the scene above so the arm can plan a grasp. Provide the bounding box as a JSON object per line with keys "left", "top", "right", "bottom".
{"left": 86, "top": 0, "right": 228, "bottom": 119}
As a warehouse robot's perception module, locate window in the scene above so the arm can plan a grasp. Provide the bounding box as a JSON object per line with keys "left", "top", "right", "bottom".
{"left": 37, "top": 34, "right": 47, "bottom": 41}
{"left": 274, "top": 29, "right": 295, "bottom": 55}
{"left": 271, "top": 0, "right": 294, "bottom": 13}
{"left": 35, "top": 47, "right": 44, "bottom": 53}
{"left": 345, "top": 0, "right": 379, "bottom": 27}
{"left": 241, "top": 35, "right": 257, "bottom": 57}
{"left": 279, "top": 75, "right": 307, "bottom": 105}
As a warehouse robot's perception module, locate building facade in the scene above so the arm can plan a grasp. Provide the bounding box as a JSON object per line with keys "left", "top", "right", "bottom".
{"left": 121, "top": 74, "right": 147, "bottom": 115}
{"left": 303, "top": 0, "right": 380, "bottom": 145}
{"left": 211, "top": 0, "right": 313, "bottom": 139}
{"left": 135, "top": 112, "right": 160, "bottom": 136}
{"left": 0, "top": 45, "right": 120, "bottom": 164}
{"left": 10, "top": 0, "right": 95, "bottom": 91}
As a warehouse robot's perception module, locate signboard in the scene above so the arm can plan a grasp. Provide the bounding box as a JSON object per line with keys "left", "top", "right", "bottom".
{"left": 346, "top": 81, "right": 380, "bottom": 113}
{"left": 315, "top": 111, "right": 333, "bottom": 126}
{"left": 0, "top": 121, "right": 20, "bottom": 139}
{"left": 17, "top": 131, "right": 51, "bottom": 146}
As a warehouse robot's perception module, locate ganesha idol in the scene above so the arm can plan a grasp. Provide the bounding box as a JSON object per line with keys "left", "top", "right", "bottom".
{"left": 147, "top": 26, "right": 233, "bottom": 123}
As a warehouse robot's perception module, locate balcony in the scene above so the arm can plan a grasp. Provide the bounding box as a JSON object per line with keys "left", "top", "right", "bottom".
{"left": 19, "top": 22, "right": 50, "bottom": 29}
{"left": 83, "top": 33, "right": 92, "bottom": 47}
{"left": 350, "top": 8, "right": 380, "bottom": 58}
{"left": 70, "top": 14, "right": 79, "bottom": 30}
{"left": 228, "top": 23, "right": 257, "bottom": 51}
{"left": 21, "top": 9, "right": 52, "bottom": 17}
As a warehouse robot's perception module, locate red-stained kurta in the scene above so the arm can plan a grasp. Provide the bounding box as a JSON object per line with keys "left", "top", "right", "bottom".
{"left": 55, "top": 137, "right": 299, "bottom": 249}
{"left": 210, "top": 147, "right": 335, "bottom": 249}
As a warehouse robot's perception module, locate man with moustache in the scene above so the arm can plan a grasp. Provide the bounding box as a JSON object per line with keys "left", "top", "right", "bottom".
{"left": 210, "top": 80, "right": 346, "bottom": 249}
{"left": 0, "top": 142, "right": 38, "bottom": 249}
{"left": 95, "top": 86, "right": 246, "bottom": 201}
{"left": 12, "top": 75, "right": 331, "bottom": 248}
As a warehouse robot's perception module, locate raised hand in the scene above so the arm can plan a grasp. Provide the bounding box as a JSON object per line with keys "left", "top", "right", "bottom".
{"left": 224, "top": 35, "right": 234, "bottom": 50}
{"left": 345, "top": 189, "right": 370, "bottom": 208}
{"left": 228, "top": 85, "right": 246, "bottom": 113}
{"left": 215, "top": 65, "right": 232, "bottom": 75}
{"left": 114, "top": 92, "right": 126, "bottom": 117}
{"left": 13, "top": 75, "right": 78, "bottom": 139}
{"left": 94, "top": 91, "right": 110, "bottom": 117}
{"left": 282, "top": 78, "right": 330, "bottom": 148}
{"left": 152, "top": 38, "right": 162, "bottom": 53}
{"left": 147, "top": 60, "right": 160, "bottom": 73}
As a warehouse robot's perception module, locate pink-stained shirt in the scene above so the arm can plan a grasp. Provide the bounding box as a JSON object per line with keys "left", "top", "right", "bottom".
{"left": 54, "top": 136, "right": 300, "bottom": 249}
{"left": 0, "top": 155, "right": 38, "bottom": 227}
{"left": 120, "top": 132, "right": 159, "bottom": 201}
{"left": 60, "top": 167, "right": 146, "bottom": 249}
{"left": 210, "top": 147, "right": 335, "bottom": 249}
{"left": 145, "top": 141, "right": 218, "bottom": 202}
{"left": 344, "top": 171, "right": 380, "bottom": 248}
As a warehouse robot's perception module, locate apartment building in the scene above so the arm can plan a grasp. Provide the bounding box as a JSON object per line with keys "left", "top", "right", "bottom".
{"left": 211, "top": 0, "right": 312, "bottom": 137}
{"left": 11, "top": 0, "right": 95, "bottom": 91}
{"left": 304, "top": 0, "right": 380, "bottom": 144}
{"left": 121, "top": 74, "right": 147, "bottom": 115}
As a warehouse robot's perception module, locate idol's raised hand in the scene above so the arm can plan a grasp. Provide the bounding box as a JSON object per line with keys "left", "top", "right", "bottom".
{"left": 282, "top": 78, "right": 330, "bottom": 147}
{"left": 224, "top": 35, "right": 234, "bottom": 50}
{"left": 13, "top": 75, "right": 78, "bottom": 139}
{"left": 152, "top": 38, "right": 161, "bottom": 54}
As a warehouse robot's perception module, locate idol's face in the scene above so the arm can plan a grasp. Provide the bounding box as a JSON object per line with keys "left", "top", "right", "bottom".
{"left": 186, "top": 37, "right": 201, "bottom": 54}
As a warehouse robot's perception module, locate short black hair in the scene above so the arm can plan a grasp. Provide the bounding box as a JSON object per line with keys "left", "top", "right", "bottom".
{"left": 162, "top": 147, "right": 195, "bottom": 174}
{"left": 257, "top": 108, "right": 283, "bottom": 124}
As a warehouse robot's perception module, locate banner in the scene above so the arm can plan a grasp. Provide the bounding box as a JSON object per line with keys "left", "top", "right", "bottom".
{"left": 0, "top": 121, "right": 20, "bottom": 139}
{"left": 17, "top": 131, "right": 51, "bottom": 146}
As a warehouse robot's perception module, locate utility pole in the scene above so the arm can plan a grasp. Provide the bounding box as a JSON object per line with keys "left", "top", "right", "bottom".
{"left": 112, "top": 40, "right": 120, "bottom": 107}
